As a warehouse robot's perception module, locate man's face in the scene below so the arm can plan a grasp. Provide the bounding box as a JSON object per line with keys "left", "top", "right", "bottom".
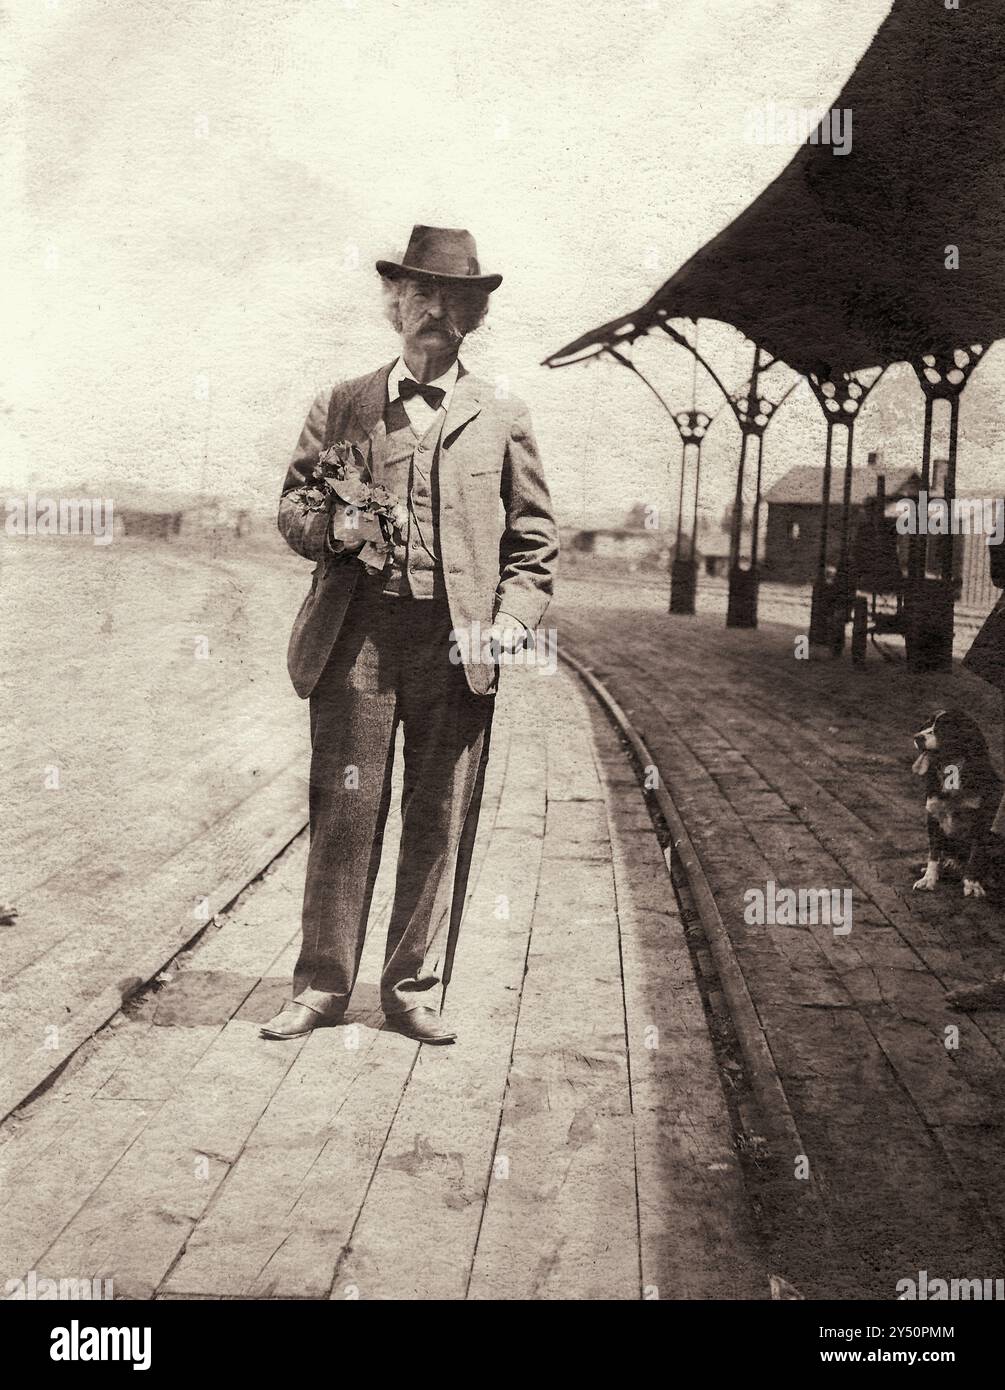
{"left": 397, "top": 278, "right": 473, "bottom": 358}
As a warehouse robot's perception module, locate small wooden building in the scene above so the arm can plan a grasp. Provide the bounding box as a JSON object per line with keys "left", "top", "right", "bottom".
{"left": 762, "top": 465, "right": 919, "bottom": 583}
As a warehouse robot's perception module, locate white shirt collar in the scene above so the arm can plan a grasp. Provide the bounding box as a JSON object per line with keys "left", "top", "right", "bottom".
{"left": 388, "top": 356, "right": 460, "bottom": 410}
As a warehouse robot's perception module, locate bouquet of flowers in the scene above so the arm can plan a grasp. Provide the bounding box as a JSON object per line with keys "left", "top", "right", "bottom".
{"left": 291, "top": 440, "right": 408, "bottom": 575}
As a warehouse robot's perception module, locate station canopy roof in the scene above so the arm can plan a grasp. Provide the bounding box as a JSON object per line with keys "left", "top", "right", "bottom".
{"left": 544, "top": 0, "right": 1005, "bottom": 379}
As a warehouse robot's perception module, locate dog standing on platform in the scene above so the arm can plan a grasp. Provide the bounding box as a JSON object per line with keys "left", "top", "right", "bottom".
{"left": 911, "top": 708, "right": 1003, "bottom": 899}
{"left": 261, "top": 226, "right": 559, "bottom": 1045}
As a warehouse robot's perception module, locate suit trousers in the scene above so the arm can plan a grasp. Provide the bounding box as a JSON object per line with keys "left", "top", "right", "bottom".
{"left": 292, "top": 570, "right": 495, "bottom": 1017}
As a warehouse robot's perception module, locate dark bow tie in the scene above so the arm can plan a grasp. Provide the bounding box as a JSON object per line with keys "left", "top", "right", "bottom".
{"left": 398, "top": 376, "right": 446, "bottom": 410}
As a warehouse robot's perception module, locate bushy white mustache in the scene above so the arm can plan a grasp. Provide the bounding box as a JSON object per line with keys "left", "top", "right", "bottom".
{"left": 421, "top": 316, "right": 463, "bottom": 341}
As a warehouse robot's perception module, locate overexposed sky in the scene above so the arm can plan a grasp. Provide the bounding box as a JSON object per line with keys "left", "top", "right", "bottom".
{"left": 5, "top": 0, "right": 1002, "bottom": 527}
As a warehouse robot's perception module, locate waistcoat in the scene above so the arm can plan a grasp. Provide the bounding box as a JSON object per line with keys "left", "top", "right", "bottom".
{"left": 380, "top": 396, "right": 447, "bottom": 599}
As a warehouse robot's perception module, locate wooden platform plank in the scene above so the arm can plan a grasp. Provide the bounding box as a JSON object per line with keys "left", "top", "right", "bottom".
{"left": 0, "top": 761, "right": 310, "bottom": 1124}
{"left": 468, "top": 1108, "right": 638, "bottom": 1300}
{"left": 334, "top": 720, "right": 548, "bottom": 1300}
{"left": 469, "top": 688, "right": 640, "bottom": 1299}
{"left": 187, "top": 838, "right": 308, "bottom": 976}
{"left": 32, "top": 1021, "right": 308, "bottom": 1299}
{"left": 1, "top": 1099, "right": 153, "bottom": 1281}
{"left": 163, "top": 1017, "right": 410, "bottom": 1298}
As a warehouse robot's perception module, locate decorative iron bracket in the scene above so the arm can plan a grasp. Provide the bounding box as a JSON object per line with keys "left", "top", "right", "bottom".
{"left": 672, "top": 410, "right": 712, "bottom": 444}
{"left": 911, "top": 344, "right": 985, "bottom": 401}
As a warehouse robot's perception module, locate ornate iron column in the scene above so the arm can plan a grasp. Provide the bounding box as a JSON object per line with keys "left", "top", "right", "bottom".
{"left": 603, "top": 343, "right": 717, "bottom": 616}
{"left": 903, "top": 344, "right": 985, "bottom": 671}
{"left": 669, "top": 409, "right": 711, "bottom": 613}
{"left": 724, "top": 345, "right": 763, "bottom": 627}
{"left": 726, "top": 359, "right": 791, "bottom": 626}
{"left": 576, "top": 319, "right": 802, "bottom": 628}
{"left": 654, "top": 322, "right": 797, "bottom": 630}
{"left": 806, "top": 368, "right": 884, "bottom": 649}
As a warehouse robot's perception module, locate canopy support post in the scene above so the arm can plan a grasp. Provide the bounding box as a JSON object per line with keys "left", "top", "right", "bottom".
{"left": 809, "top": 421, "right": 836, "bottom": 644}
{"left": 670, "top": 411, "right": 711, "bottom": 614}
{"left": 733, "top": 347, "right": 772, "bottom": 631}
{"left": 903, "top": 345, "right": 985, "bottom": 672}
{"left": 749, "top": 433, "right": 766, "bottom": 572}
{"left": 834, "top": 419, "right": 858, "bottom": 622}
{"left": 807, "top": 368, "right": 884, "bottom": 651}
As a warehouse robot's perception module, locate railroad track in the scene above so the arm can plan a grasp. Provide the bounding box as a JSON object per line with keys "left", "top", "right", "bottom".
{"left": 560, "top": 644, "right": 837, "bottom": 1298}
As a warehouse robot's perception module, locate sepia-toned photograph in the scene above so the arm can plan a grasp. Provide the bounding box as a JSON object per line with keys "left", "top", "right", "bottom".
{"left": 3, "top": 0, "right": 1004, "bottom": 1360}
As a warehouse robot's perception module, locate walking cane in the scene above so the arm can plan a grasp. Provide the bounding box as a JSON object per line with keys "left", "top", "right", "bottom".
{"left": 440, "top": 722, "right": 493, "bottom": 1013}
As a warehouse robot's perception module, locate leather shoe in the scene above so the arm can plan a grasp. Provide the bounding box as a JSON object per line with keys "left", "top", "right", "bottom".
{"left": 384, "top": 1006, "right": 456, "bottom": 1044}
{"left": 259, "top": 1003, "right": 340, "bottom": 1039}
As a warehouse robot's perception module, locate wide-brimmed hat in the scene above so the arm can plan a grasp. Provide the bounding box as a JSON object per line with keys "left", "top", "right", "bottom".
{"left": 376, "top": 225, "right": 502, "bottom": 291}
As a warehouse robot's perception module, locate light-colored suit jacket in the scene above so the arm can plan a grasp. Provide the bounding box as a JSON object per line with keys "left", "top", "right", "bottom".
{"left": 278, "top": 360, "right": 559, "bottom": 698}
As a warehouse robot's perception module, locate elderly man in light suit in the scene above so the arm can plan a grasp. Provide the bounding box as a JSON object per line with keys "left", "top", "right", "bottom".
{"left": 262, "top": 226, "right": 559, "bottom": 1044}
